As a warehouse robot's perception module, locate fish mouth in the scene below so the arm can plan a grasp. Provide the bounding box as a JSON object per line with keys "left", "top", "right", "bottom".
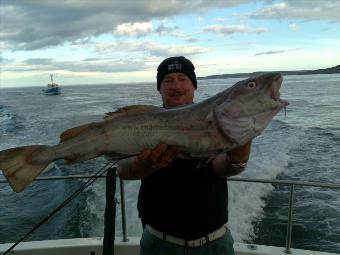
{"left": 268, "top": 73, "right": 289, "bottom": 107}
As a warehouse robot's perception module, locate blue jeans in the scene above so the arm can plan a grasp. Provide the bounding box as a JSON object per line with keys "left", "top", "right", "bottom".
{"left": 139, "top": 228, "right": 235, "bottom": 255}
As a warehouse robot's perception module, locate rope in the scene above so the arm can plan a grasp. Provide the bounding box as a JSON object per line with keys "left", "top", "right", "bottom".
{"left": 2, "top": 161, "right": 116, "bottom": 255}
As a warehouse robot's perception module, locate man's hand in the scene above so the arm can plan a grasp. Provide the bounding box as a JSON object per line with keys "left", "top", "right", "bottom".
{"left": 117, "top": 144, "right": 178, "bottom": 180}
{"left": 138, "top": 143, "right": 178, "bottom": 169}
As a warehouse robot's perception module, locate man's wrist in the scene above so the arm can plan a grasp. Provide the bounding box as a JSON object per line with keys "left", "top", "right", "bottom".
{"left": 225, "top": 154, "right": 248, "bottom": 168}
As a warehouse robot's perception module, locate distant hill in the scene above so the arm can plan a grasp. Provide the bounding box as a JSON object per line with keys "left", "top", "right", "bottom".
{"left": 198, "top": 65, "right": 340, "bottom": 80}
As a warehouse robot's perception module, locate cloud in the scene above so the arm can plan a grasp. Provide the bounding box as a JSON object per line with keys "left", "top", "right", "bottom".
{"left": 185, "top": 38, "right": 200, "bottom": 43}
{"left": 288, "top": 23, "right": 298, "bottom": 31}
{"left": 250, "top": 1, "right": 340, "bottom": 22}
{"left": 4, "top": 57, "right": 148, "bottom": 73}
{"left": 112, "top": 21, "right": 180, "bottom": 38}
{"left": 254, "top": 48, "right": 301, "bottom": 56}
{"left": 64, "top": 59, "right": 148, "bottom": 73}
{"left": 2, "top": 1, "right": 338, "bottom": 52}
{"left": 145, "top": 43, "right": 210, "bottom": 57}
{"left": 24, "top": 58, "right": 53, "bottom": 65}
{"left": 0, "top": 0, "right": 250, "bottom": 51}
{"left": 3, "top": 38, "right": 210, "bottom": 73}
{"left": 0, "top": 56, "right": 14, "bottom": 64}
{"left": 113, "top": 22, "right": 153, "bottom": 37}
{"left": 95, "top": 40, "right": 210, "bottom": 57}
{"left": 153, "top": 24, "right": 179, "bottom": 35}
{"left": 203, "top": 25, "right": 268, "bottom": 35}
{"left": 255, "top": 50, "right": 285, "bottom": 56}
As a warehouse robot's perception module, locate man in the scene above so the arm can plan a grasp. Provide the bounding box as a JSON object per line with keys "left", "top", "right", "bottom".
{"left": 117, "top": 56, "right": 252, "bottom": 255}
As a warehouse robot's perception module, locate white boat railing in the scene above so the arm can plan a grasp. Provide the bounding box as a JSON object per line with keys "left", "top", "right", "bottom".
{"left": 1, "top": 173, "right": 340, "bottom": 254}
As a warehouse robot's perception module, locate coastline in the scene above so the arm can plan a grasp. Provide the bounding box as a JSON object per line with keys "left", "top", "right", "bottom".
{"left": 198, "top": 64, "right": 340, "bottom": 80}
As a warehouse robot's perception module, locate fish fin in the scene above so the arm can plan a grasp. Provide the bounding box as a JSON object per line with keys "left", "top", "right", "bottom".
{"left": 104, "top": 105, "right": 161, "bottom": 120}
{"left": 60, "top": 123, "right": 92, "bottom": 142}
{"left": 0, "top": 145, "right": 51, "bottom": 192}
{"left": 204, "top": 110, "right": 214, "bottom": 123}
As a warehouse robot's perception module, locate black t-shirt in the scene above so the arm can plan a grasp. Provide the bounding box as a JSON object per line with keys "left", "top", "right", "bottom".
{"left": 137, "top": 158, "right": 229, "bottom": 239}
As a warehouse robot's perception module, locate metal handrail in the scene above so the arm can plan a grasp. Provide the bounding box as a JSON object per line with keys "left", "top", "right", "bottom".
{"left": 1, "top": 175, "right": 339, "bottom": 189}
{"left": 1, "top": 175, "right": 339, "bottom": 254}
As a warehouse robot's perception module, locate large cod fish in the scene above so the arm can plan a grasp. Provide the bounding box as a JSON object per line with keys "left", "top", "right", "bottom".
{"left": 0, "top": 73, "right": 288, "bottom": 192}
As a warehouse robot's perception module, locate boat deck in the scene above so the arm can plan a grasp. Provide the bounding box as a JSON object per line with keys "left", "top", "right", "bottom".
{"left": 0, "top": 237, "right": 335, "bottom": 255}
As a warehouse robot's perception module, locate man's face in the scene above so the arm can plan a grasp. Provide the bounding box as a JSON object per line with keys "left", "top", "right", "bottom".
{"left": 159, "top": 72, "right": 196, "bottom": 108}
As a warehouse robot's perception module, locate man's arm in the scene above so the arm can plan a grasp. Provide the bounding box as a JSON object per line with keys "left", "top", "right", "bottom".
{"left": 117, "top": 140, "right": 252, "bottom": 179}
{"left": 117, "top": 144, "right": 178, "bottom": 180}
{"left": 212, "top": 140, "right": 252, "bottom": 177}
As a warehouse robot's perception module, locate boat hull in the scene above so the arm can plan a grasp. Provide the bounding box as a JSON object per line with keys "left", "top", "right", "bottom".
{"left": 42, "top": 87, "right": 61, "bottom": 95}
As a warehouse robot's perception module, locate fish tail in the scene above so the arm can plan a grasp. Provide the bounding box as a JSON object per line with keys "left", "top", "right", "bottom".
{"left": 0, "top": 145, "right": 51, "bottom": 192}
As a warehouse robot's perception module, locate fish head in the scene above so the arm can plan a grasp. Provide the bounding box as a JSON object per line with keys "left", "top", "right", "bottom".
{"left": 214, "top": 72, "right": 289, "bottom": 146}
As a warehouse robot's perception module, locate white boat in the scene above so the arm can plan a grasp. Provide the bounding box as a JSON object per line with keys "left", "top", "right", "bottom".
{"left": 42, "top": 74, "right": 61, "bottom": 95}
{"left": 0, "top": 175, "right": 339, "bottom": 255}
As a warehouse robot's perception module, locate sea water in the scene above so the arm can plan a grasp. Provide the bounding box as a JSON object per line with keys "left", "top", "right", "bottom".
{"left": 0, "top": 74, "right": 339, "bottom": 253}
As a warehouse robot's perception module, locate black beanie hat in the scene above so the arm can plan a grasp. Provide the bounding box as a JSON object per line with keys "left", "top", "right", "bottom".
{"left": 157, "top": 56, "right": 197, "bottom": 90}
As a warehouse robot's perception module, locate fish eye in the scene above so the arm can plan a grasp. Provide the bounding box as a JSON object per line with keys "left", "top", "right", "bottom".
{"left": 247, "top": 81, "right": 257, "bottom": 88}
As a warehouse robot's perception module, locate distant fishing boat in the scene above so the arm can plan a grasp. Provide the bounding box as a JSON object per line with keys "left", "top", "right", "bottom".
{"left": 42, "top": 74, "right": 61, "bottom": 95}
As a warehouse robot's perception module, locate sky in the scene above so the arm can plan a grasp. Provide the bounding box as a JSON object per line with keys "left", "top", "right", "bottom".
{"left": 0, "top": 0, "right": 340, "bottom": 87}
